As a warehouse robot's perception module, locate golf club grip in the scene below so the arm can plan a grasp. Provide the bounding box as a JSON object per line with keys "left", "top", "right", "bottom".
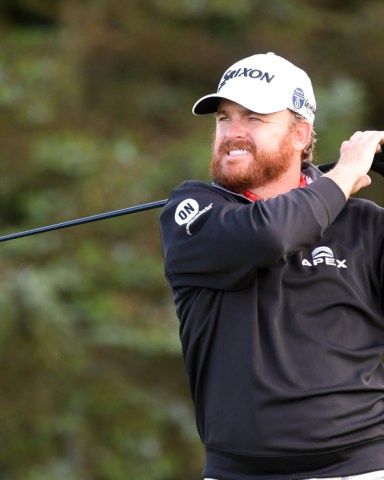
{"left": 317, "top": 150, "right": 384, "bottom": 176}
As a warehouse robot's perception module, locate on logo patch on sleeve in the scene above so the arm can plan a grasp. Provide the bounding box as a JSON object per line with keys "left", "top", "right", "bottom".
{"left": 175, "top": 199, "right": 199, "bottom": 225}
{"left": 174, "top": 198, "right": 213, "bottom": 235}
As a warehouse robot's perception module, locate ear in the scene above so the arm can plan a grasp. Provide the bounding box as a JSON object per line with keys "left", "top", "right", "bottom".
{"left": 292, "top": 120, "right": 312, "bottom": 152}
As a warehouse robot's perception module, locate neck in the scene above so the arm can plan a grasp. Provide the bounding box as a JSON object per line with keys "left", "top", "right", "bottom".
{"left": 248, "top": 161, "right": 303, "bottom": 200}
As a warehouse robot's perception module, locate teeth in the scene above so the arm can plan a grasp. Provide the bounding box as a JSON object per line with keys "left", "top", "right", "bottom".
{"left": 229, "top": 149, "right": 249, "bottom": 156}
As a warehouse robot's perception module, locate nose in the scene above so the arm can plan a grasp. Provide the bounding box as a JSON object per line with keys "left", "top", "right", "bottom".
{"left": 225, "top": 119, "right": 246, "bottom": 139}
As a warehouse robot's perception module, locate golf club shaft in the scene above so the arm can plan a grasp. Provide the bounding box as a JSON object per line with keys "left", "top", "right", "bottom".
{"left": 0, "top": 199, "right": 168, "bottom": 242}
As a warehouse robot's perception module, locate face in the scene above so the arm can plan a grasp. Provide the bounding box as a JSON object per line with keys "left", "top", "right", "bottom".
{"left": 210, "top": 100, "right": 298, "bottom": 193}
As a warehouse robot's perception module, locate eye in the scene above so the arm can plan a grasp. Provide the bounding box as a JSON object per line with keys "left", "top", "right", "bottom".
{"left": 248, "top": 115, "right": 262, "bottom": 122}
{"left": 217, "top": 115, "right": 230, "bottom": 122}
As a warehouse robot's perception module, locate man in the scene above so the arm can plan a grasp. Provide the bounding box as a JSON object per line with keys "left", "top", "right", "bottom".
{"left": 159, "top": 52, "right": 384, "bottom": 479}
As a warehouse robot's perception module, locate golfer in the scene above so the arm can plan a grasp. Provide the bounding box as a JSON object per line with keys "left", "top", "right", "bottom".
{"left": 160, "top": 52, "right": 384, "bottom": 480}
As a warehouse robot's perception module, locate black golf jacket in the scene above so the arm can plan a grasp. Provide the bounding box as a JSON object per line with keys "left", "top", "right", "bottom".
{"left": 159, "top": 164, "right": 384, "bottom": 480}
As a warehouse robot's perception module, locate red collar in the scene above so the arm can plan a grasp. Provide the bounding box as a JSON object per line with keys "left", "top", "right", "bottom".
{"left": 243, "top": 174, "right": 307, "bottom": 202}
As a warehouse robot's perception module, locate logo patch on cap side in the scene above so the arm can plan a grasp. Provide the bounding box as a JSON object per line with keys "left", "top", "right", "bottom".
{"left": 292, "top": 87, "right": 305, "bottom": 110}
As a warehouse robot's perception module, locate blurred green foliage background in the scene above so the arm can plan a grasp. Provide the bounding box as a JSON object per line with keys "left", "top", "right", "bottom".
{"left": 0, "top": 0, "right": 383, "bottom": 478}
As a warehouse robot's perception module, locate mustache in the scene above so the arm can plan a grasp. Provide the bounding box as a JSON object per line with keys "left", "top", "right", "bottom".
{"left": 217, "top": 139, "right": 257, "bottom": 157}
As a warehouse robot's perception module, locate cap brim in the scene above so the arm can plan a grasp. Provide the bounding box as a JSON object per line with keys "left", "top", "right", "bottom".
{"left": 192, "top": 94, "right": 223, "bottom": 115}
{"left": 192, "top": 91, "right": 288, "bottom": 117}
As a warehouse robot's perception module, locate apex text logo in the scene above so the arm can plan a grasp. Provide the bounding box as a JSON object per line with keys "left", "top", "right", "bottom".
{"left": 302, "top": 246, "right": 347, "bottom": 269}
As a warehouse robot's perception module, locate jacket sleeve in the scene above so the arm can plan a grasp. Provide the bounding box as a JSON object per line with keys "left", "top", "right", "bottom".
{"left": 160, "top": 177, "right": 347, "bottom": 290}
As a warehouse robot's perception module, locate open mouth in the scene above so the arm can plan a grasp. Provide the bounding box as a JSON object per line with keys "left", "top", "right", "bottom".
{"left": 228, "top": 149, "right": 250, "bottom": 156}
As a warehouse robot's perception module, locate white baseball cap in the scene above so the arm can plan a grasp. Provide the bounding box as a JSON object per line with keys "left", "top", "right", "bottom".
{"left": 192, "top": 52, "right": 316, "bottom": 124}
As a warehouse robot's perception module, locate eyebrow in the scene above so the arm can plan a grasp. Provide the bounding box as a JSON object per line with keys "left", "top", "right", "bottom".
{"left": 216, "top": 108, "right": 262, "bottom": 117}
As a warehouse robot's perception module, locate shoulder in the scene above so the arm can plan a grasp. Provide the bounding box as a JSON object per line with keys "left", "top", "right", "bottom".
{"left": 162, "top": 180, "right": 248, "bottom": 212}
{"left": 347, "top": 197, "right": 384, "bottom": 214}
{"left": 169, "top": 180, "right": 246, "bottom": 200}
{"left": 338, "top": 197, "right": 384, "bottom": 232}
{"left": 159, "top": 180, "right": 244, "bottom": 229}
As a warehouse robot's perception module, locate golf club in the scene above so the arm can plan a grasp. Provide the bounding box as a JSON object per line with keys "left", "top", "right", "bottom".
{"left": 0, "top": 151, "right": 383, "bottom": 243}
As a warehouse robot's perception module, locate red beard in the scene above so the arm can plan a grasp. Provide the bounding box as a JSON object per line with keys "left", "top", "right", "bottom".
{"left": 210, "top": 132, "right": 296, "bottom": 194}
